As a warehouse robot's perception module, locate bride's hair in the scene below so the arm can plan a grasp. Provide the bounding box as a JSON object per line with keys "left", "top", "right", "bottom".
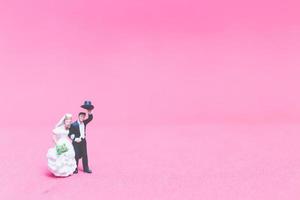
{"left": 65, "top": 114, "right": 72, "bottom": 120}
{"left": 55, "top": 113, "right": 72, "bottom": 128}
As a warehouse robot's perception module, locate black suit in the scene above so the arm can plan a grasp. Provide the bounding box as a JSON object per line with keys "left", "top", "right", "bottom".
{"left": 68, "top": 114, "right": 93, "bottom": 171}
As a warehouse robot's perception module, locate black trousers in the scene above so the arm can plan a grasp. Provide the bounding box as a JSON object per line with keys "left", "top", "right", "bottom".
{"left": 73, "top": 138, "right": 89, "bottom": 171}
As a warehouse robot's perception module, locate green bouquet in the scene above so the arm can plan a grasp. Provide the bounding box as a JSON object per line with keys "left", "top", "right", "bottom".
{"left": 56, "top": 143, "right": 69, "bottom": 155}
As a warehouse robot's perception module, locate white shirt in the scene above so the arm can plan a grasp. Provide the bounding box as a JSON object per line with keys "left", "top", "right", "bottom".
{"left": 78, "top": 120, "right": 85, "bottom": 139}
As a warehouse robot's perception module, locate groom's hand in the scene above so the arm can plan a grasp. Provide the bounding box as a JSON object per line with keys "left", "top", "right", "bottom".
{"left": 75, "top": 138, "right": 81, "bottom": 143}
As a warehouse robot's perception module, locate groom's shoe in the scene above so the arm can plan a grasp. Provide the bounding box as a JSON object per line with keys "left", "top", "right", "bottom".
{"left": 84, "top": 169, "right": 92, "bottom": 174}
{"left": 73, "top": 169, "right": 78, "bottom": 174}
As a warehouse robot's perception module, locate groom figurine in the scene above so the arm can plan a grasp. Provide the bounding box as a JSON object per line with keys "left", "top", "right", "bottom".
{"left": 68, "top": 101, "right": 94, "bottom": 174}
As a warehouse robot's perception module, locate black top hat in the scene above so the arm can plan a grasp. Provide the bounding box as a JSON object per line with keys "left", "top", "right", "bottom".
{"left": 81, "top": 100, "right": 94, "bottom": 110}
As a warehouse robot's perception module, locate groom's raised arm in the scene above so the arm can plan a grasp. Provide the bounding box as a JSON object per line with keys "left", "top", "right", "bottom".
{"left": 84, "top": 110, "right": 93, "bottom": 125}
{"left": 84, "top": 114, "right": 93, "bottom": 125}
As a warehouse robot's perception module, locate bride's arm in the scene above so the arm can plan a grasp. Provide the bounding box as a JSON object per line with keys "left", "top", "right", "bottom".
{"left": 52, "top": 127, "right": 61, "bottom": 144}
{"left": 52, "top": 134, "right": 58, "bottom": 144}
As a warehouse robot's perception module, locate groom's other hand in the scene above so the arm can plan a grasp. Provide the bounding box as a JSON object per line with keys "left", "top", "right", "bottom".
{"left": 75, "top": 138, "right": 82, "bottom": 143}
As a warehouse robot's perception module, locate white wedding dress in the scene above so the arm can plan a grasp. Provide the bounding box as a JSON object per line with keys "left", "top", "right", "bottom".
{"left": 47, "top": 126, "right": 77, "bottom": 177}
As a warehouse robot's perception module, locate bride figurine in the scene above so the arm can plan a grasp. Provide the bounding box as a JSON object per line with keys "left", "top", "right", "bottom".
{"left": 47, "top": 114, "right": 77, "bottom": 177}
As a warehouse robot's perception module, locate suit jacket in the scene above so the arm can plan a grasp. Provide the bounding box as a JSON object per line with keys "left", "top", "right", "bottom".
{"left": 68, "top": 114, "right": 93, "bottom": 141}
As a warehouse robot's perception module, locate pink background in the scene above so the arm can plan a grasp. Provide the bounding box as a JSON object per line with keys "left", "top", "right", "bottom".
{"left": 1, "top": 0, "right": 300, "bottom": 199}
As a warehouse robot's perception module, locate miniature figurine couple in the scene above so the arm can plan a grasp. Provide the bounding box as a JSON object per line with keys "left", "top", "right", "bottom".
{"left": 47, "top": 101, "right": 94, "bottom": 177}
